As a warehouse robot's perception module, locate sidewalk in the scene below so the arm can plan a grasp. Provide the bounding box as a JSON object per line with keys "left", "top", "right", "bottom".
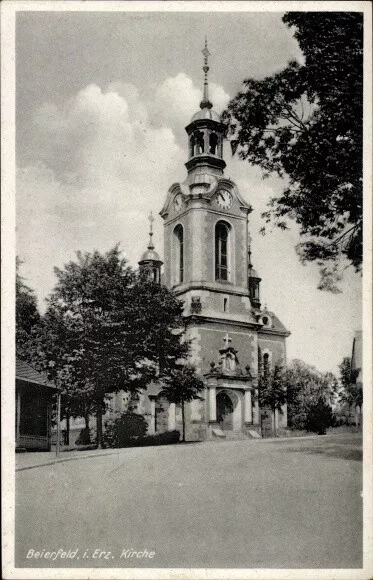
{"left": 15, "top": 446, "right": 133, "bottom": 472}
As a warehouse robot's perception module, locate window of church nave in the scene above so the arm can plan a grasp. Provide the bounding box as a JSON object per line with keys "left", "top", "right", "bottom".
{"left": 215, "top": 221, "right": 230, "bottom": 281}
{"left": 223, "top": 296, "right": 229, "bottom": 312}
{"left": 173, "top": 224, "right": 184, "bottom": 285}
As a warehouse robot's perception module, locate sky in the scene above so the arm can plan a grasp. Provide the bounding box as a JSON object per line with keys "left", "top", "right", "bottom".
{"left": 15, "top": 9, "right": 362, "bottom": 376}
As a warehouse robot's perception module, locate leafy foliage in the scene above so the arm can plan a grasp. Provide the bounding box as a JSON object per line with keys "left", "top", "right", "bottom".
{"left": 223, "top": 13, "right": 363, "bottom": 290}
{"left": 304, "top": 398, "right": 334, "bottom": 434}
{"left": 16, "top": 258, "right": 40, "bottom": 358}
{"left": 338, "top": 356, "right": 362, "bottom": 409}
{"left": 103, "top": 411, "right": 148, "bottom": 448}
{"left": 23, "top": 245, "right": 191, "bottom": 446}
{"left": 258, "top": 362, "right": 287, "bottom": 411}
{"left": 159, "top": 363, "right": 205, "bottom": 441}
{"left": 285, "top": 359, "right": 338, "bottom": 430}
{"left": 103, "top": 411, "right": 180, "bottom": 448}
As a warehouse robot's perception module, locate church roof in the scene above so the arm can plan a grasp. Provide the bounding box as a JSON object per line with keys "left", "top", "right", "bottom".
{"left": 249, "top": 268, "right": 260, "bottom": 279}
{"left": 265, "top": 312, "right": 290, "bottom": 335}
{"left": 139, "top": 248, "right": 162, "bottom": 263}
{"left": 190, "top": 108, "right": 221, "bottom": 123}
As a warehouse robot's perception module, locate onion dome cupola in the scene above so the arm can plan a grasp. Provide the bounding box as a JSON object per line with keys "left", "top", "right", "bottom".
{"left": 247, "top": 237, "right": 261, "bottom": 309}
{"left": 185, "top": 39, "right": 226, "bottom": 176}
{"left": 138, "top": 212, "right": 163, "bottom": 284}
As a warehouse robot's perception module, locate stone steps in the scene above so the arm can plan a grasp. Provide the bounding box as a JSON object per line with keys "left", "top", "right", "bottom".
{"left": 224, "top": 432, "right": 252, "bottom": 440}
{"left": 211, "top": 429, "right": 261, "bottom": 441}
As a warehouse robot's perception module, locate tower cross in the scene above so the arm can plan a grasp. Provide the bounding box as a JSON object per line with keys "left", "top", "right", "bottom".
{"left": 200, "top": 37, "right": 213, "bottom": 110}
{"left": 223, "top": 333, "right": 232, "bottom": 348}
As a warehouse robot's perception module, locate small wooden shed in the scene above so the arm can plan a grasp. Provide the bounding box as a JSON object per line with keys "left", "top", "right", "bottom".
{"left": 16, "top": 358, "right": 59, "bottom": 451}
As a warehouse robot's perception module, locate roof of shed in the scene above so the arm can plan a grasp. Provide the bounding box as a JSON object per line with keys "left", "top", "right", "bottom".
{"left": 16, "top": 358, "right": 59, "bottom": 390}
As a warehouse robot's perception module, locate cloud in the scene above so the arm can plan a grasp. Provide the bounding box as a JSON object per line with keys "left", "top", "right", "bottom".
{"left": 152, "top": 73, "right": 230, "bottom": 142}
{"left": 18, "top": 74, "right": 229, "bottom": 305}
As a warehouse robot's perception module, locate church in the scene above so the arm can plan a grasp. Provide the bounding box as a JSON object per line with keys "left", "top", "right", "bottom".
{"left": 109, "top": 43, "right": 290, "bottom": 440}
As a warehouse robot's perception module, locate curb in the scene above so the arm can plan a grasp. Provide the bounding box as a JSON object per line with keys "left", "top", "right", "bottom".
{"left": 15, "top": 448, "right": 134, "bottom": 472}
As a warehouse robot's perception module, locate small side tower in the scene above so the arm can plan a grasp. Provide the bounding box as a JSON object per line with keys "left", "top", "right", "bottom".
{"left": 138, "top": 212, "right": 163, "bottom": 283}
{"left": 248, "top": 236, "right": 261, "bottom": 310}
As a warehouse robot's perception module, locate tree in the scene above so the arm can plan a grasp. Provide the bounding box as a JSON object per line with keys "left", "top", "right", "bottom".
{"left": 285, "top": 359, "right": 337, "bottom": 431}
{"left": 16, "top": 257, "right": 40, "bottom": 358}
{"left": 159, "top": 363, "right": 205, "bottom": 442}
{"left": 28, "top": 245, "right": 191, "bottom": 447}
{"left": 27, "top": 304, "right": 96, "bottom": 438}
{"left": 338, "top": 356, "right": 362, "bottom": 424}
{"left": 258, "top": 362, "right": 287, "bottom": 436}
{"left": 222, "top": 13, "right": 363, "bottom": 291}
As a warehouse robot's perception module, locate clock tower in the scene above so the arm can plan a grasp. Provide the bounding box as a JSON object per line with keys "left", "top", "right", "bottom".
{"left": 159, "top": 41, "right": 290, "bottom": 440}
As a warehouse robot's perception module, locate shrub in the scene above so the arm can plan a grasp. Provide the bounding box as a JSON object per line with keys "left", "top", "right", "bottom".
{"left": 103, "top": 412, "right": 180, "bottom": 448}
{"left": 137, "top": 430, "right": 180, "bottom": 447}
{"left": 103, "top": 411, "right": 148, "bottom": 448}
{"left": 288, "top": 411, "right": 308, "bottom": 431}
{"left": 305, "top": 398, "right": 334, "bottom": 434}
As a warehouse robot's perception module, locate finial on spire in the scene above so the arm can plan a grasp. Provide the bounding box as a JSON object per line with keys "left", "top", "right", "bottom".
{"left": 148, "top": 211, "right": 155, "bottom": 250}
{"left": 248, "top": 230, "right": 253, "bottom": 270}
{"left": 200, "top": 37, "right": 213, "bottom": 110}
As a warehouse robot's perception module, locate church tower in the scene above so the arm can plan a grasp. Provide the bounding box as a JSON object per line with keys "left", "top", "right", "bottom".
{"left": 159, "top": 42, "right": 290, "bottom": 440}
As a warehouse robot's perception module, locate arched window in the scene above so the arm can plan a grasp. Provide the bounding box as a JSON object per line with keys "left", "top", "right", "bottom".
{"left": 173, "top": 224, "right": 184, "bottom": 284}
{"left": 189, "top": 134, "right": 195, "bottom": 158}
{"left": 191, "top": 130, "right": 204, "bottom": 155}
{"left": 209, "top": 132, "right": 218, "bottom": 155}
{"left": 215, "top": 221, "right": 230, "bottom": 281}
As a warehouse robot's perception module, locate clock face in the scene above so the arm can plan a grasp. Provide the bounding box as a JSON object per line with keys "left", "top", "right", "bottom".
{"left": 173, "top": 194, "right": 183, "bottom": 212}
{"left": 216, "top": 190, "right": 233, "bottom": 210}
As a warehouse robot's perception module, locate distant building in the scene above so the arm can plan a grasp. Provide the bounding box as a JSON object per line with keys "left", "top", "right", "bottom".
{"left": 16, "top": 358, "right": 60, "bottom": 451}
{"left": 351, "top": 330, "right": 362, "bottom": 385}
{"left": 351, "top": 330, "right": 363, "bottom": 426}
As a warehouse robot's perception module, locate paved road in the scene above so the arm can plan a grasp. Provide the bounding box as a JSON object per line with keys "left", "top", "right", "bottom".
{"left": 15, "top": 433, "right": 362, "bottom": 569}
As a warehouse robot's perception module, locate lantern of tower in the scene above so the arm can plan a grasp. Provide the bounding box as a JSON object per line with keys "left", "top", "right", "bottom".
{"left": 184, "top": 39, "right": 226, "bottom": 177}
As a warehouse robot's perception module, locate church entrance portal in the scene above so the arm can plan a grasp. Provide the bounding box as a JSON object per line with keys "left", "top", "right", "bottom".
{"left": 216, "top": 391, "right": 234, "bottom": 430}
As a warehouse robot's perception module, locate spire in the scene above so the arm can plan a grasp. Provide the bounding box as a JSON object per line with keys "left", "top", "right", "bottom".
{"left": 247, "top": 230, "right": 261, "bottom": 309}
{"left": 248, "top": 230, "right": 253, "bottom": 272}
{"left": 147, "top": 211, "right": 155, "bottom": 250}
{"left": 200, "top": 37, "right": 213, "bottom": 110}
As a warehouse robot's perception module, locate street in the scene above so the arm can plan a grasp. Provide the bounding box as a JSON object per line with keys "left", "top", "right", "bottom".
{"left": 15, "top": 433, "right": 362, "bottom": 569}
